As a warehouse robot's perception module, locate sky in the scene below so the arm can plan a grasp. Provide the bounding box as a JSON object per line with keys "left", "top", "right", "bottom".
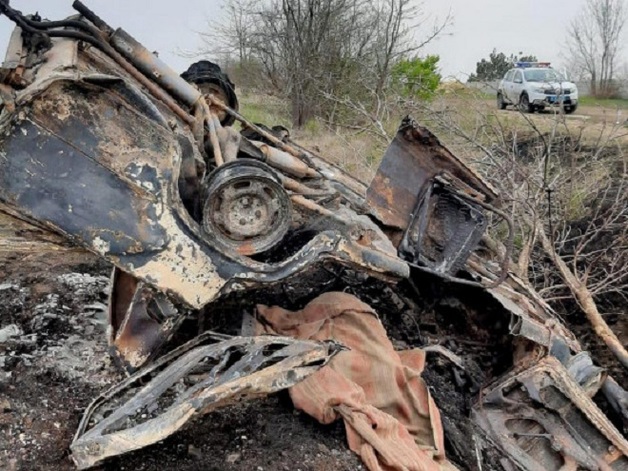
{"left": 0, "top": 0, "right": 220, "bottom": 74}
{"left": 420, "top": 0, "right": 601, "bottom": 80}
{"left": 0, "top": 0, "right": 626, "bottom": 81}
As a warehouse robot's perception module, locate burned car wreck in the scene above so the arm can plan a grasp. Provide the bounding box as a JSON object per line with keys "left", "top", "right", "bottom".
{"left": 0, "top": 2, "right": 627, "bottom": 470}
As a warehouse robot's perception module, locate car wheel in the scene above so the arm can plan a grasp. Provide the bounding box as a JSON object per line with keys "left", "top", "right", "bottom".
{"left": 564, "top": 104, "right": 578, "bottom": 114}
{"left": 519, "top": 93, "right": 534, "bottom": 113}
{"left": 497, "top": 93, "right": 507, "bottom": 110}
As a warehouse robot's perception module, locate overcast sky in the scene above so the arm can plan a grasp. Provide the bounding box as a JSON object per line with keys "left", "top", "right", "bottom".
{"left": 420, "top": 0, "right": 623, "bottom": 79}
{"left": 0, "top": 0, "right": 626, "bottom": 81}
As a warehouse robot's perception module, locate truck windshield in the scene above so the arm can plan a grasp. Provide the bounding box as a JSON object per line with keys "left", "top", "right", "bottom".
{"left": 524, "top": 69, "right": 564, "bottom": 82}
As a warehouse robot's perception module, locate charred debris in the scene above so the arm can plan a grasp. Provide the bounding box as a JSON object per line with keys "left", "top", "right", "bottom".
{"left": 0, "top": 2, "right": 626, "bottom": 470}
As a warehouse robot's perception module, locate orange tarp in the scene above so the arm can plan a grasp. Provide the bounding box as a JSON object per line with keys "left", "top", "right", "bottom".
{"left": 256, "top": 292, "right": 457, "bottom": 471}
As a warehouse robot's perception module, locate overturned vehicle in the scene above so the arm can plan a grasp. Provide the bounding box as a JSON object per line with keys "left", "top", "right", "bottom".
{"left": 0, "top": 2, "right": 627, "bottom": 470}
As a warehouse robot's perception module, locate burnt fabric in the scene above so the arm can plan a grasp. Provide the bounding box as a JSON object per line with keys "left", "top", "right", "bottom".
{"left": 255, "top": 292, "right": 457, "bottom": 471}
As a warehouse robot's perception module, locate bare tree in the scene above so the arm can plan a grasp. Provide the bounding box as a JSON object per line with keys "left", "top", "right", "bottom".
{"left": 369, "top": 0, "right": 449, "bottom": 96}
{"left": 566, "top": 0, "right": 627, "bottom": 97}
{"left": 197, "top": 0, "right": 449, "bottom": 128}
{"left": 198, "top": 0, "right": 257, "bottom": 63}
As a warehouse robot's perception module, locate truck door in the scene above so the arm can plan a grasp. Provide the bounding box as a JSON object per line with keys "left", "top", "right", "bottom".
{"left": 503, "top": 71, "right": 514, "bottom": 102}
{"left": 511, "top": 70, "right": 524, "bottom": 101}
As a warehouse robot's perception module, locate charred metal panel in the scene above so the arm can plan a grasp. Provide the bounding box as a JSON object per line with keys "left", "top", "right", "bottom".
{"left": 28, "top": 80, "right": 174, "bottom": 183}
{"left": 399, "top": 181, "right": 487, "bottom": 275}
{"left": 108, "top": 269, "right": 185, "bottom": 372}
{"left": 474, "top": 357, "right": 628, "bottom": 470}
{"left": 367, "top": 117, "right": 498, "bottom": 231}
{"left": 0, "top": 118, "right": 168, "bottom": 255}
{"left": 0, "top": 77, "right": 409, "bottom": 310}
{"left": 1, "top": 78, "right": 402, "bottom": 311}
{"left": 0, "top": 78, "right": 234, "bottom": 308}
{"left": 71, "top": 332, "right": 341, "bottom": 469}
{"left": 366, "top": 118, "right": 506, "bottom": 282}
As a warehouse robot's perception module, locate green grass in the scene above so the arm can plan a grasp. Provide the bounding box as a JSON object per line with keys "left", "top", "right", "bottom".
{"left": 578, "top": 96, "right": 628, "bottom": 109}
{"left": 237, "top": 95, "right": 290, "bottom": 129}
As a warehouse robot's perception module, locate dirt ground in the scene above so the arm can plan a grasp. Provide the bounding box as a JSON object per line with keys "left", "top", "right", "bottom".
{"left": 493, "top": 101, "right": 628, "bottom": 144}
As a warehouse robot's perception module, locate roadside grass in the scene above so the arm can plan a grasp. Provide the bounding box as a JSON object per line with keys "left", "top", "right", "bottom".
{"left": 237, "top": 91, "right": 389, "bottom": 182}
{"left": 237, "top": 92, "right": 291, "bottom": 130}
{"left": 579, "top": 96, "right": 628, "bottom": 109}
{"left": 237, "top": 90, "right": 627, "bottom": 186}
{"left": 293, "top": 125, "right": 387, "bottom": 182}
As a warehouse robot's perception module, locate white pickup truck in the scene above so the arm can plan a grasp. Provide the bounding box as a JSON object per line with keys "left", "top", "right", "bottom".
{"left": 497, "top": 62, "right": 578, "bottom": 114}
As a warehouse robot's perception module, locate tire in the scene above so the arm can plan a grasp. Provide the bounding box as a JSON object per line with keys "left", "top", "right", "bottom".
{"left": 497, "top": 92, "right": 507, "bottom": 110}
{"left": 564, "top": 103, "right": 578, "bottom": 114}
{"left": 519, "top": 93, "right": 535, "bottom": 113}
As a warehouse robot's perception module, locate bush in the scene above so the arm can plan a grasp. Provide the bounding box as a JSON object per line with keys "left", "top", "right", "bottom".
{"left": 391, "top": 55, "right": 441, "bottom": 100}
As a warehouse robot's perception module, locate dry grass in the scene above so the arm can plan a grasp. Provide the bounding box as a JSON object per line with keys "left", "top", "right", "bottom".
{"left": 236, "top": 89, "right": 628, "bottom": 188}
{"left": 238, "top": 91, "right": 387, "bottom": 183}
{"left": 292, "top": 125, "right": 385, "bottom": 183}
{"left": 237, "top": 92, "right": 291, "bottom": 129}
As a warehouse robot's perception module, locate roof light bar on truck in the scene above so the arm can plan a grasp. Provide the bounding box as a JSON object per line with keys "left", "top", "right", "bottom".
{"left": 515, "top": 62, "right": 551, "bottom": 68}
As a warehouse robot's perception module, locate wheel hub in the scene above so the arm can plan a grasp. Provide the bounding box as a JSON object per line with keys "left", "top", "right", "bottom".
{"left": 202, "top": 161, "right": 292, "bottom": 255}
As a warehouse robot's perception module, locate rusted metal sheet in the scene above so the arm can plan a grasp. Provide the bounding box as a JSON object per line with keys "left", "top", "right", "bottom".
{"left": 108, "top": 269, "right": 187, "bottom": 371}
{"left": 71, "top": 332, "right": 341, "bottom": 469}
{"left": 366, "top": 118, "right": 511, "bottom": 283}
{"left": 367, "top": 117, "right": 498, "bottom": 231}
{"left": 473, "top": 356, "right": 628, "bottom": 470}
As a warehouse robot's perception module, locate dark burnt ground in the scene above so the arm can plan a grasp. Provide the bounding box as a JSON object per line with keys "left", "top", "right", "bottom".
{"left": 0, "top": 251, "right": 361, "bottom": 471}
{"left": 100, "top": 395, "right": 358, "bottom": 471}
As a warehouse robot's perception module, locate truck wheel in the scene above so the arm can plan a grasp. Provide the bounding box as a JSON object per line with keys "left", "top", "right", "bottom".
{"left": 519, "top": 93, "right": 535, "bottom": 113}
{"left": 497, "top": 93, "right": 507, "bottom": 110}
{"left": 564, "top": 104, "right": 578, "bottom": 114}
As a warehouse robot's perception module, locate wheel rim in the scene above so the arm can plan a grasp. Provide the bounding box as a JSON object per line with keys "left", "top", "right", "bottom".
{"left": 202, "top": 161, "right": 292, "bottom": 255}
